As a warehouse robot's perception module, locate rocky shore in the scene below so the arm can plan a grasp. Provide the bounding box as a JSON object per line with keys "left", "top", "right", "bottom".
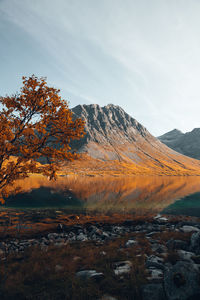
{"left": 1, "top": 214, "right": 200, "bottom": 299}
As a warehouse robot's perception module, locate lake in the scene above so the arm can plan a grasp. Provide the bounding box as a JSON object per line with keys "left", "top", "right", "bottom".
{"left": 1, "top": 175, "right": 200, "bottom": 217}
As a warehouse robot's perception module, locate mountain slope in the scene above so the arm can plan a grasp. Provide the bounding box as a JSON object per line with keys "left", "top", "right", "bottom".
{"left": 65, "top": 104, "right": 200, "bottom": 175}
{"left": 158, "top": 128, "right": 200, "bottom": 160}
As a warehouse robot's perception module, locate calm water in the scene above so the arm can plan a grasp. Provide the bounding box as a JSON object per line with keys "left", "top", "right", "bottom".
{"left": 1, "top": 175, "right": 200, "bottom": 217}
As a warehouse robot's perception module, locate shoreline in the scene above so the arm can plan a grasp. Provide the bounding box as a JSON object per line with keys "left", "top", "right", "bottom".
{"left": 1, "top": 213, "right": 200, "bottom": 299}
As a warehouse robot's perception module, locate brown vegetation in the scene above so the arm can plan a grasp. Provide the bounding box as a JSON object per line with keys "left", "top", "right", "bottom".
{"left": 0, "top": 237, "right": 147, "bottom": 300}
{"left": 59, "top": 131, "right": 200, "bottom": 176}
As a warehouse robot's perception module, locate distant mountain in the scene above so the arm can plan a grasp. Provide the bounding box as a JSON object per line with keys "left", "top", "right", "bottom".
{"left": 67, "top": 104, "right": 200, "bottom": 175}
{"left": 158, "top": 128, "right": 200, "bottom": 160}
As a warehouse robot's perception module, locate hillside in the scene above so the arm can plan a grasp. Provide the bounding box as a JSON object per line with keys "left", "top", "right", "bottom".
{"left": 63, "top": 104, "right": 200, "bottom": 175}
{"left": 158, "top": 128, "right": 200, "bottom": 160}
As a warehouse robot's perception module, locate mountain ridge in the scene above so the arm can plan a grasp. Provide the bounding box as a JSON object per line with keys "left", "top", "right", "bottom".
{"left": 158, "top": 128, "right": 200, "bottom": 160}
{"left": 64, "top": 104, "right": 200, "bottom": 175}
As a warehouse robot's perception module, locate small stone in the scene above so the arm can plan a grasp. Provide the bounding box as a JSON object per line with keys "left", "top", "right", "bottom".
{"left": 158, "top": 217, "right": 168, "bottom": 222}
{"left": 55, "top": 264, "right": 63, "bottom": 272}
{"left": 76, "top": 233, "right": 88, "bottom": 241}
{"left": 154, "top": 214, "right": 162, "bottom": 219}
{"left": 180, "top": 226, "right": 200, "bottom": 233}
{"left": 113, "top": 260, "right": 132, "bottom": 276}
{"left": 125, "top": 239, "right": 138, "bottom": 248}
{"left": 100, "top": 295, "right": 117, "bottom": 300}
{"left": 147, "top": 268, "right": 163, "bottom": 281}
{"left": 146, "top": 255, "right": 165, "bottom": 270}
{"left": 73, "top": 256, "right": 81, "bottom": 261}
{"left": 154, "top": 214, "right": 168, "bottom": 222}
{"left": 47, "top": 233, "right": 59, "bottom": 240}
{"left": 146, "top": 232, "right": 157, "bottom": 237}
{"left": 76, "top": 270, "right": 104, "bottom": 280}
{"left": 102, "top": 232, "right": 110, "bottom": 238}
{"left": 177, "top": 250, "right": 195, "bottom": 262}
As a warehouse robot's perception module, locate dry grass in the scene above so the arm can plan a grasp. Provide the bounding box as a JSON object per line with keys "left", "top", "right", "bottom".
{"left": 0, "top": 210, "right": 155, "bottom": 239}
{"left": 0, "top": 236, "right": 147, "bottom": 300}
{"left": 60, "top": 147, "right": 200, "bottom": 176}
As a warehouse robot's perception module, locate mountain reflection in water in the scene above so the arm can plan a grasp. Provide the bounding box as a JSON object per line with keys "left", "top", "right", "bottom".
{"left": 2, "top": 175, "right": 200, "bottom": 216}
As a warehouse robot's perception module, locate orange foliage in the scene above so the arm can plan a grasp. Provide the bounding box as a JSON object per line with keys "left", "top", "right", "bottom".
{"left": 0, "top": 75, "right": 85, "bottom": 203}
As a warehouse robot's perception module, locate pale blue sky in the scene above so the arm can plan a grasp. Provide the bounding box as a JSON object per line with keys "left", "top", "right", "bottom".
{"left": 1, "top": 0, "right": 200, "bottom": 135}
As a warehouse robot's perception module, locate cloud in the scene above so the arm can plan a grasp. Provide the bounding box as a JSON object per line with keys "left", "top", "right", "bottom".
{"left": 1, "top": 0, "right": 200, "bottom": 135}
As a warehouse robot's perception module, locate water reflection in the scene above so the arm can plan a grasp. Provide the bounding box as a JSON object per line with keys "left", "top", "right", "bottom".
{"left": 2, "top": 175, "right": 200, "bottom": 215}
{"left": 162, "top": 192, "right": 200, "bottom": 217}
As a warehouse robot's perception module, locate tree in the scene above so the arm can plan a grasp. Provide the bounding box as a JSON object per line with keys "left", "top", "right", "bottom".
{"left": 0, "top": 75, "right": 85, "bottom": 203}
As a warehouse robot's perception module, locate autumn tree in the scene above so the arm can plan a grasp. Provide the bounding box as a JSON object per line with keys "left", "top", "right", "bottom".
{"left": 0, "top": 75, "right": 85, "bottom": 203}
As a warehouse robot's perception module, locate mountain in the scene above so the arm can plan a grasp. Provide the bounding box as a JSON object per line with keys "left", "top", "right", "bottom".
{"left": 158, "top": 129, "right": 184, "bottom": 145}
{"left": 71, "top": 104, "right": 148, "bottom": 161}
{"left": 64, "top": 104, "right": 200, "bottom": 175}
{"left": 158, "top": 128, "right": 200, "bottom": 160}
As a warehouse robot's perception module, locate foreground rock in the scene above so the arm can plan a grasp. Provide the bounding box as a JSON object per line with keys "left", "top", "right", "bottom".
{"left": 164, "top": 261, "right": 200, "bottom": 300}
{"left": 190, "top": 231, "right": 200, "bottom": 254}
{"left": 142, "top": 283, "right": 166, "bottom": 300}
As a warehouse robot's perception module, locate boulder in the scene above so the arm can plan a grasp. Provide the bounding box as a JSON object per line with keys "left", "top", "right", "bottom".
{"left": 142, "top": 283, "right": 167, "bottom": 300}
{"left": 190, "top": 232, "right": 200, "bottom": 254}
{"left": 164, "top": 261, "right": 200, "bottom": 300}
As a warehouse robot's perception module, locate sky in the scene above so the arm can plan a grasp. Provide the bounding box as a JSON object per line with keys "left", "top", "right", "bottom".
{"left": 1, "top": 0, "right": 200, "bottom": 136}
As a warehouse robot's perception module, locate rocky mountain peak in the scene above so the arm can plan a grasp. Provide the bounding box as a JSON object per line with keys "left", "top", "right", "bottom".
{"left": 72, "top": 104, "right": 149, "bottom": 148}
{"left": 158, "top": 129, "right": 183, "bottom": 140}
{"left": 190, "top": 128, "right": 200, "bottom": 135}
{"left": 158, "top": 127, "right": 200, "bottom": 160}
{"left": 170, "top": 129, "right": 183, "bottom": 134}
